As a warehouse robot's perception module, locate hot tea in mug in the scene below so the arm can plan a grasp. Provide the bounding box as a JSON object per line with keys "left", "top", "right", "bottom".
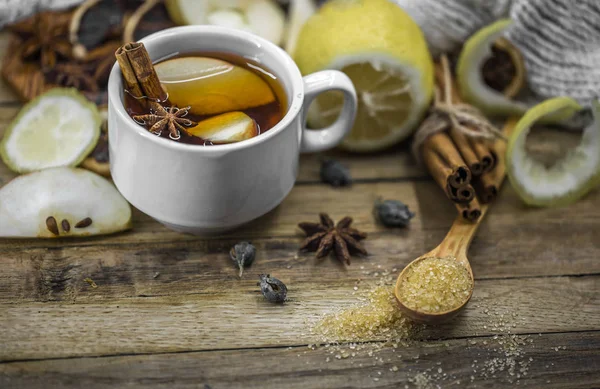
{"left": 123, "top": 51, "right": 287, "bottom": 146}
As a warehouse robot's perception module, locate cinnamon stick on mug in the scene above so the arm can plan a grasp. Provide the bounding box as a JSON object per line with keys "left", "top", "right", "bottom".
{"left": 115, "top": 42, "right": 167, "bottom": 105}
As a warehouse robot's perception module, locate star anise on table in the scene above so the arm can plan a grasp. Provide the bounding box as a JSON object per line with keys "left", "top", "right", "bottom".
{"left": 298, "top": 213, "right": 368, "bottom": 265}
{"left": 8, "top": 11, "right": 73, "bottom": 70}
{"left": 44, "top": 63, "right": 98, "bottom": 93}
{"left": 133, "top": 103, "right": 197, "bottom": 139}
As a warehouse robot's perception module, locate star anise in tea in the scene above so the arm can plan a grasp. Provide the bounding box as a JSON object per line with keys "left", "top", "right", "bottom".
{"left": 8, "top": 11, "right": 73, "bottom": 70}
{"left": 298, "top": 213, "right": 367, "bottom": 265}
{"left": 133, "top": 103, "right": 198, "bottom": 139}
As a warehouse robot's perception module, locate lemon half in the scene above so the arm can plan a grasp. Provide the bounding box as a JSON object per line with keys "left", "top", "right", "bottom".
{"left": 457, "top": 19, "right": 528, "bottom": 117}
{"left": 294, "top": 0, "right": 433, "bottom": 152}
{"left": 506, "top": 97, "right": 600, "bottom": 207}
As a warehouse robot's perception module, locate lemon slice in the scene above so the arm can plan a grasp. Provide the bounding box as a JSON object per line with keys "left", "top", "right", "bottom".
{"left": 154, "top": 57, "right": 276, "bottom": 116}
{"left": 0, "top": 167, "right": 132, "bottom": 238}
{"left": 457, "top": 19, "right": 528, "bottom": 117}
{"left": 294, "top": 0, "right": 433, "bottom": 152}
{"left": 506, "top": 97, "right": 600, "bottom": 207}
{"left": 0, "top": 88, "right": 100, "bottom": 174}
{"left": 186, "top": 111, "right": 258, "bottom": 143}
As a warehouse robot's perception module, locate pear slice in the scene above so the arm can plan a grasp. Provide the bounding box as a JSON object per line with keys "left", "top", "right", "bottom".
{"left": 506, "top": 98, "right": 600, "bottom": 207}
{"left": 0, "top": 167, "right": 132, "bottom": 238}
{"left": 165, "top": 0, "right": 285, "bottom": 45}
{"left": 155, "top": 57, "right": 276, "bottom": 116}
{"left": 457, "top": 19, "right": 528, "bottom": 117}
{"left": 185, "top": 111, "right": 258, "bottom": 143}
{"left": 284, "top": 0, "right": 317, "bottom": 55}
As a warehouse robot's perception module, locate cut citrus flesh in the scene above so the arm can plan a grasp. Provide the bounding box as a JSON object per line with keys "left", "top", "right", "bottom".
{"left": 294, "top": 0, "right": 433, "bottom": 152}
{"left": 154, "top": 57, "right": 276, "bottom": 116}
{"left": 309, "top": 58, "right": 421, "bottom": 152}
{"left": 0, "top": 167, "right": 132, "bottom": 238}
{"left": 0, "top": 88, "right": 100, "bottom": 174}
{"left": 506, "top": 97, "right": 600, "bottom": 207}
{"left": 186, "top": 111, "right": 258, "bottom": 143}
{"left": 457, "top": 19, "right": 528, "bottom": 117}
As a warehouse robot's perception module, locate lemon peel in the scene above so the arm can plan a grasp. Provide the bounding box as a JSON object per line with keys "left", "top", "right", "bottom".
{"left": 457, "top": 19, "right": 528, "bottom": 117}
{"left": 506, "top": 97, "right": 600, "bottom": 207}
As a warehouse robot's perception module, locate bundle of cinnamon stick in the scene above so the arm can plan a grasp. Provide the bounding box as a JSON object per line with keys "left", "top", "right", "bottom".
{"left": 420, "top": 56, "right": 507, "bottom": 222}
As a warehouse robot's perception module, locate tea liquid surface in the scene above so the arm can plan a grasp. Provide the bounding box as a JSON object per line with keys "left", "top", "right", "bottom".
{"left": 124, "top": 51, "right": 287, "bottom": 146}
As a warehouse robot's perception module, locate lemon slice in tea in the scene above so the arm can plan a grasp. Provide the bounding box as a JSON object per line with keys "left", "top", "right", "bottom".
{"left": 186, "top": 111, "right": 258, "bottom": 143}
{"left": 506, "top": 97, "right": 600, "bottom": 207}
{"left": 294, "top": 0, "right": 434, "bottom": 152}
{"left": 0, "top": 88, "right": 100, "bottom": 174}
{"left": 154, "top": 57, "right": 276, "bottom": 116}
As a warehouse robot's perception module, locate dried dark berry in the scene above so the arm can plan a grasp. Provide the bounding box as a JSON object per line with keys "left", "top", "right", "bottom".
{"left": 230, "top": 242, "right": 256, "bottom": 278}
{"left": 320, "top": 159, "right": 352, "bottom": 187}
{"left": 374, "top": 199, "right": 415, "bottom": 228}
{"left": 258, "top": 274, "right": 287, "bottom": 303}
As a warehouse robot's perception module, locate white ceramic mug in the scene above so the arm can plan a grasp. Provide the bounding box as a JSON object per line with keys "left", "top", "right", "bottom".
{"left": 108, "top": 26, "right": 357, "bottom": 234}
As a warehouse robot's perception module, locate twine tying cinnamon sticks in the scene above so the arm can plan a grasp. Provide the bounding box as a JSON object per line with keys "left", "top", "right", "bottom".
{"left": 415, "top": 55, "right": 508, "bottom": 222}
{"left": 413, "top": 56, "right": 504, "bottom": 163}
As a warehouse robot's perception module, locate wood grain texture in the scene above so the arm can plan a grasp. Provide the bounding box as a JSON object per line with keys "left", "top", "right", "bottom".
{"left": 1, "top": 331, "right": 599, "bottom": 389}
{"left": 1, "top": 188, "right": 599, "bottom": 305}
{"left": 0, "top": 32, "right": 599, "bottom": 389}
{"left": 1, "top": 275, "right": 598, "bottom": 360}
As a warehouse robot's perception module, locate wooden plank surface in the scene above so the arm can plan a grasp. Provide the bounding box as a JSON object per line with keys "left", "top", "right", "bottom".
{"left": 1, "top": 331, "right": 599, "bottom": 389}
{"left": 0, "top": 28, "right": 599, "bottom": 389}
{"left": 1, "top": 275, "right": 599, "bottom": 360}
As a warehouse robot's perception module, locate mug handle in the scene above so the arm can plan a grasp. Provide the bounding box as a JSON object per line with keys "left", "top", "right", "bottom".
{"left": 300, "top": 70, "right": 357, "bottom": 153}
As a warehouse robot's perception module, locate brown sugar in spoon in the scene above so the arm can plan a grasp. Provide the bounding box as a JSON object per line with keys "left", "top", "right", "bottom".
{"left": 395, "top": 118, "right": 517, "bottom": 324}
{"left": 394, "top": 209, "right": 484, "bottom": 324}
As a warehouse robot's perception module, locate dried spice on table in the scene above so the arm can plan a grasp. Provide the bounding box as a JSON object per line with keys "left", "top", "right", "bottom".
{"left": 230, "top": 242, "right": 256, "bottom": 278}
{"left": 2, "top": 11, "right": 73, "bottom": 101}
{"left": 320, "top": 159, "right": 352, "bottom": 187}
{"left": 8, "top": 11, "right": 73, "bottom": 71}
{"left": 374, "top": 199, "right": 415, "bottom": 228}
{"left": 258, "top": 274, "right": 287, "bottom": 303}
{"left": 298, "top": 213, "right": 367, "bottom": 265}
{"left": 2, "top": 0, "right": 175, "bottom": 104}
{"left": 414, "top": 55, "right": 506, "bottom": 222}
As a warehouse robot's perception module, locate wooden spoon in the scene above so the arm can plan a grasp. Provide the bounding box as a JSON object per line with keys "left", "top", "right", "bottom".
{"left": 394, "top": 118, "right": 517, "bottom": 324}
{"left": 394, "top": 206, "right": 487, "bottom": 324}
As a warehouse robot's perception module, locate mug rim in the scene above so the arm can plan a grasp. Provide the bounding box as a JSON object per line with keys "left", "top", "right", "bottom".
{"left": 108, "top": 25, "right": 304, "bottom": 153}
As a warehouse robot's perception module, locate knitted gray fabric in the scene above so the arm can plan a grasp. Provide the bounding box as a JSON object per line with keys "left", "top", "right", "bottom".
{"left": 392, "top": 0, "right": 513, "bottom": 56}
{"left": 505, "top": 0, "right": 600, "bottom": 106}
{"left": 0, "top": 0, "right": 83, "bottom": 27}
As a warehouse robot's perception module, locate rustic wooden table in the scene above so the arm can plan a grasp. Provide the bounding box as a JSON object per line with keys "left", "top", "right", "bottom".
{"left": 0, "top": 32, "right": 599, "bottom": 389}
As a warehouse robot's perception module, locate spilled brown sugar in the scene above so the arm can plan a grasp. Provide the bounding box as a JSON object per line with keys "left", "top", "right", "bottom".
{"left": 312, "top": 285, "right": 415, "bottom": 343}
{"left": 398, "top": 257, "right": 473, "bottom": 313}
